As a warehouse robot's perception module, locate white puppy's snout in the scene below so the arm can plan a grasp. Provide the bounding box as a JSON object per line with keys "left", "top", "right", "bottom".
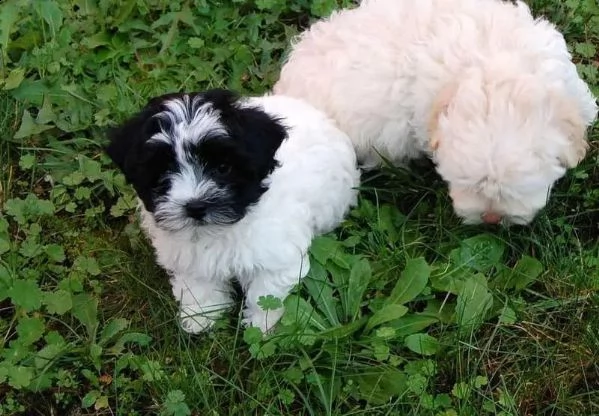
{"left": 481, "top": 211, "right": 502, "bottom": 224}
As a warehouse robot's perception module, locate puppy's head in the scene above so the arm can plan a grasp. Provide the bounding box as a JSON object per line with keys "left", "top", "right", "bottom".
{"left": 106, "top": 89, "right": 287, "bottom": 231}
{"left": 429, "top": 68, "right": 597, "bottom": 226}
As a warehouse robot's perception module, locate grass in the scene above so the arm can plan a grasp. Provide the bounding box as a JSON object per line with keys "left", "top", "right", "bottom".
{"left": 0, "top": 0, "right": 598, "bottom": 415}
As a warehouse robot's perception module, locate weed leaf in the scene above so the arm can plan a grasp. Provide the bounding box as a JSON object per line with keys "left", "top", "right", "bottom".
{"left": 388, "top": 257, "right": 431, "bottom": 305}
{"left": 16, "top": 316, "right": 45, "bottom": 346}
{"left": 304, "top": 262, "right": 340, "bottom": 326}
{"left": 309, "top": 236, "right": 342, "bottom": 265}
{"left": 393, "top": 314, "right": 440, "bottom": 337}
{"left": 352, "top": 367, "right": 408, "bottom": 405}
{"left": 99, "top": 318, "right": 130, "bottom": 346}
{"left": 13, "top": 110, "right": 54, "bottom": 139}
{"left": 345, "top": 258, "right": 371, "bottom": 320}
{"left": 0, "top": 0, "right": 22, "bottom": 57}
{"left": 456, "top": 274, "right": 493, "bottom": 331}
{"left": 8, "top": 280, "right": 43, "bottom": 311}
{"left": 7, "top": 365, "right": 33, "bottom": 389}
{"left": 72, "top": 293, "right": 99, "bottom": 340}
{"left": 494, "top": 255, "right": 544, "bottom": 291}
{"left": 450, "top": 234, "right": 505, "bottom": 273}
{"left": 404, "top": 333, "right": 440, "bottom": 356}
{"left": 366, "top": 304, "right": 409, "bottom": 331}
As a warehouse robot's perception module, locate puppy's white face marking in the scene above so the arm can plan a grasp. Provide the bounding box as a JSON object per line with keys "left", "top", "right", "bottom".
{"left": 150, "top": 97, "right": 227, "bottom": 147}
{"left": 149, "top": 98, "right": 235, "bottom": 231}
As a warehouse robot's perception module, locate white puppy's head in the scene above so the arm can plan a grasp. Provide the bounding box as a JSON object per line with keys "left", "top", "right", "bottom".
{"left": 429, "top": 68, "right": 597, "bottom": 226}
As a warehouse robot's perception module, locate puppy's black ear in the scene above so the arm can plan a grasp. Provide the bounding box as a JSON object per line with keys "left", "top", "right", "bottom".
{"left": 204, "top": 89, "right": 288, "bottom": 177}
{"left": 105, "top": 96, "right": 170, "bottom": 180}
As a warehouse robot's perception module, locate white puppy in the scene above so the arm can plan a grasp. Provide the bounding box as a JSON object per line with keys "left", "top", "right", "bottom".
{"left": 106, "top": 90, "right": 359, "bottom": 333}
{"left": 275, "top": 0, "right": 597, "bottom": 225}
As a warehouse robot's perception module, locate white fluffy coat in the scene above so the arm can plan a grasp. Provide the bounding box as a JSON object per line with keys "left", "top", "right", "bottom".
{"left": 140, "top": 95, "right": 360, "bottom": 333}
{"left": 275, "top": 0, "right": 597, "bottom": 225}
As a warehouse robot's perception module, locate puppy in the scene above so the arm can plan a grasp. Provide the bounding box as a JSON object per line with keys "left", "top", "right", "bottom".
{"left": 106, "top": 90, "right": 360, "bottom": 333}
{"left": 274, "top": 0, "right": 598, "bottom": 225}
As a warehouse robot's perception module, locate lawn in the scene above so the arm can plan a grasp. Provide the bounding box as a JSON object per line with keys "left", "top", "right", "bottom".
{"left": 0, "top": 0, "right": 598, "bottom": 415}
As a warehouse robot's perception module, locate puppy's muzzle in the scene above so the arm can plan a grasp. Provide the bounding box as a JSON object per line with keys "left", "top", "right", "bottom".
{"left": 481, "top": 212, "right": 502, "bottom": 224}
{"left": 185, "top": 199, "right": 209, "bottom": 220}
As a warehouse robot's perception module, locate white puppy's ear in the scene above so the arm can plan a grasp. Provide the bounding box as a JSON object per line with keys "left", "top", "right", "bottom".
{"left": 553, "top": 92, "right": 590, "bottom": 168}
{"left": 428, "top": 83, "right": 459, "bottom": 151}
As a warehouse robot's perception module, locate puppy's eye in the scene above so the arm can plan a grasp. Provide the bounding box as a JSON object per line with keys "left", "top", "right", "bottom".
{"left": 216, "top": 164, "right": 232, "bottom": 175}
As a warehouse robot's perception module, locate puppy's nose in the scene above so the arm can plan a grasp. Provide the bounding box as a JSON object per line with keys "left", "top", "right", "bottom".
{"left": 481, "top": 212, "right": 502, "bottom": 224}
{"left": 185, "top": 200, "right": 208, "bottom": 219}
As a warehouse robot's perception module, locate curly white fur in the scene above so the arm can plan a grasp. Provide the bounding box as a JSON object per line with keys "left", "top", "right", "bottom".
{"left": 275, "top": 0, "right": 597, "bottom": 225}
{"left": 140, "top": 95, "right": 360, "bottom": 333}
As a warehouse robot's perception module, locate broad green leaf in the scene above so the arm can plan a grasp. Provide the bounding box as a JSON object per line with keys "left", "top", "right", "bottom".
{"left": 498, "top": 305, "right": 517, "bottom": 325}
{"left": 243, "top": 327, "right": 262, "bottom": 345}
{"left": 34, "top": 342, "right": 65, "bottom": 369}
{"left": 511, "top": 256, "right": 544, "bottom": 290}
{"left": 309, "top": 236, "right": 342, "bottom": 265}
{"left": 0, "top": 265, "right": 11, "bottom": 301}
{"left": 574, "top": 42, "right": 597, "bottom": 58}
{"left": 163, "top": 389, "right": 191, "bottom": 416}
{"left": 188, "top": 37, "right": 205, "bottom": 48}
{"left": 94, "top": 396, "right": 109, "bottom": 410}
{"left": 387, "top": 257, "right": 431, "bottom": 305}
{"left": 73, "top": 256, "right": 101, "bottom": 276}
{"left": 0, "top": 0, "right": 23, "bottom": 57}
{"left": 81, "top": 32, "right": 111, "bottom": 49}
{"left": 392, "top": 314, "right": 439, "bottom": 337}
{"left": 430, "top": 269, "right": 473, "bottom": 295}
{"left": 8, "top": 280, "right": 43, "bottom": 311}
{"left": 72, "top": 293, "right": 99, "bottom": 339}
{"left": 36, "top": 96, "right": 56, "bottom": 124}
{"left": 110, "top": 332, "right": 152, "bottom": 353}
{"left": 404, "top": 333, "right": 439, "bottom": 356}
{"left": 19, "top": 238, "right": 43, "bottom": 258}
{"left": 4, "top": 194, "right": 55, "bottom": 224}
{"left": 248, "top": 339, "right": 277, "bottom": 360}
{"left": 345, "top": 258, "right": 371, "bottom": 320}
{"left": 372, "top": 341, "right": 390, "bottom": 361}
{"left": 317, "top": 317, "right": 367, "bottom": 339}
{"left": 3, "top": 67, "right": 25, "bottom": 90}
{"left": 352, "top": 368, "right": 408, "bottom": 405}
{"left": 13, "top": 110, "right": 54, "bottom": 139}
{"left": 44, "top": 244, "right": 66, "bottom": 263}
{"left": 406, "top": 373, "right": 428, "bottom": 394}
{"left": 0, "top": 364, "right": 8, "bottom": 383}
{"left": 456, "top": 274, "right": 493, "bottom": 331}
{"left": 18, "top": 154, "right": 36, "bottom": 170}
{"left": 16, "top": 317, "right": 45, "bottom": 345}
{"left": 450, "top": 234, "right": 505, "bottom": 273}
{"left": 452, "top": 381, "right": 471, "bottom": 399}
{"left": 0, "top": 236, "right": 10, "bottom": 256}
{"left": 99, "top": 318, "right": 129, "bottom": 346}
{"left": 7, "top": 365, "right": 33, "bottom": 389}
{"left": 366, "top": 304, "right": 409, "bottom": 331}
{"left": 36, "top": 0, "right": 64, "bottom": 34}
{"left": 44, "top": 289, "right": 72, "bottom": 315}
{"left": 281, "top": 295, "right": 328, "bottom": 331}
{"left": 82, "top": 390, "right": 100, "bottom": 408}
{"left": 304, "top": 262, "right": 340, "bottom": 326}
{"left": 78, "top": 155, "right": 103, "bottom": 181}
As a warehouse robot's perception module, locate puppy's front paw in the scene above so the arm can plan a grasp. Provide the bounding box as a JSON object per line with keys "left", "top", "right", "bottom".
{"left": 179, "top": 306, "right": 219, "bottom": 334}
{"left": 242, "top": 307, "right": 284, "bottom": 334}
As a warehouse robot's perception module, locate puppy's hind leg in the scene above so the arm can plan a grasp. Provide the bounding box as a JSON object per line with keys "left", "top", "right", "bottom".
{"left": 171, "top": 275, "right": 233, "bottom": 334}
{"left": 241, "top": 256, "right": 309, "bottom": 334}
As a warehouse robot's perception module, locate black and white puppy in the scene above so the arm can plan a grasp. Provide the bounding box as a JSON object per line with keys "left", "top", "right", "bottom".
{"left": 107, "top": 89, "right": 360, "bottom": 333}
